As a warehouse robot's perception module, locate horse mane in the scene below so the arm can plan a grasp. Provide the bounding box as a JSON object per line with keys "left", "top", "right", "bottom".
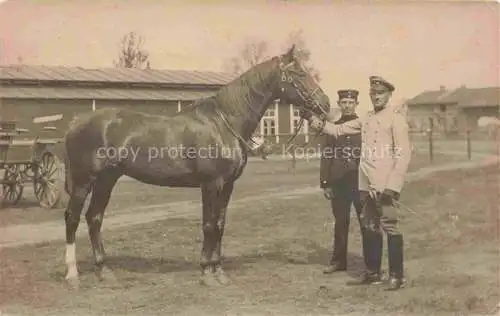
{"left": 172, "top": 57, "right": 278, "bottom": 126}
{"left": 214, "top": 57, "right": 278, "bottom": 118}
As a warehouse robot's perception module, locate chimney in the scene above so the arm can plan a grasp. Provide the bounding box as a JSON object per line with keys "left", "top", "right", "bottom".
{"left": 439, "top": 85, "right": 446, "bottom": 92}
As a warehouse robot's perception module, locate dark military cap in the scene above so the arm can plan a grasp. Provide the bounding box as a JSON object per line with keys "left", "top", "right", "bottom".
{"left": 337, "top": 89, "right": 359, "bottom": 101}
{"left": 369, "top": 76, "right": 395, "bottom": 92}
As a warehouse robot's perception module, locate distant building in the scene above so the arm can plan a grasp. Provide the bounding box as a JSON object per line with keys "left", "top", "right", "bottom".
{"left": 406, "top": 85, "right": 500, "bottom": 133}
{"left": 0, "top": 65, "right": 314, "bottom": 146}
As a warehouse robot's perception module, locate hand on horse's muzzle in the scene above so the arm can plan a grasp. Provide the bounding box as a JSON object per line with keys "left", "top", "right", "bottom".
{"left": 299, "top": 109, "right": 312, "bottom": 120}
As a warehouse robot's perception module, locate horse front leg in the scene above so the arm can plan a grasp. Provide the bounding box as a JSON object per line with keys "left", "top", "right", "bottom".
{"left": 212, "top": 181, "right": 234, "bottom": 285}
{"left": 199, "top": 183, "right": 220, "bottom": 286}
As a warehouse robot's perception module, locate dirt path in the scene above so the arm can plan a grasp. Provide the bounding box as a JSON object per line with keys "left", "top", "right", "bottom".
{"left": 0, "top": 154, "right": 498, "bottom": 249}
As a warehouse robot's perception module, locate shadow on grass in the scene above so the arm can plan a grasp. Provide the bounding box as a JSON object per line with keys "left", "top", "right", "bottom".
{"left": 0, "top": 199, "right": 46, "bottom": 210}
{"left": 71, "top": 239, "right": 366, "bottom": 280}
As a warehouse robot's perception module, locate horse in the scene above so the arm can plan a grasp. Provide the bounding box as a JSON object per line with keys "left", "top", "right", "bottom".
{"left": 62, "top": 45, "right": 331, "bottom": 288}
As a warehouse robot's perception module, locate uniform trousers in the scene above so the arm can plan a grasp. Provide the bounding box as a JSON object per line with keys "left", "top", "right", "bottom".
{"left": 359, "top": 190, "right": 404, "bottom": 278}
{"left": 329, "top": 171, "right": 368, "bottom": 267}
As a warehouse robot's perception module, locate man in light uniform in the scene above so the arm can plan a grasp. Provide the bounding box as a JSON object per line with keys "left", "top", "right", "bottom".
{"left": 306, "top": 76, "right": 412, "bottom": 290}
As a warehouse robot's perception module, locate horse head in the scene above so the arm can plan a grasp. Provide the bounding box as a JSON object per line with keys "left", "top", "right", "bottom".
{"left": 277, "top": 45, "right": 331, "bottom": 120}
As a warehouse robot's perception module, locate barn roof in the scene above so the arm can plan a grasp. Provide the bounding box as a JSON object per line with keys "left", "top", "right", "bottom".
{"left": 407, "top": 86, "right": 500, "bottom": 108}
{"left": 441, "top": 86, "right": 500, "bottom": 108}
{"left": 0, "top": 65, "right": 235, "bottom": 86}
{"left": 0, "top": 86, "right": 217, "bottom": 101}
{"left": 406, "top": 90, "right": 449, "bottom": 105}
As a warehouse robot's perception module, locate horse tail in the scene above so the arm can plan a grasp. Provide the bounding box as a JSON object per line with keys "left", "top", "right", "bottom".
{"left": 63, "top": 112, "right": 92, "bottom": 196}
{"left": 63, "top": 109, "right": 114, "bottom": 196}
{"left": 63, "top": 140, "right": 72, "bottom": 196}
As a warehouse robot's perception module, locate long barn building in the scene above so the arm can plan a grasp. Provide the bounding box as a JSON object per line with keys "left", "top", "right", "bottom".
{"left": 0, "top": 65, "right": 314, "bottom": 147}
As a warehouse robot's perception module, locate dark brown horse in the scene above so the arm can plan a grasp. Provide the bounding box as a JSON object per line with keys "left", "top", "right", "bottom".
{"left": 63, "top": 45, "right": 331, "bottom": 288}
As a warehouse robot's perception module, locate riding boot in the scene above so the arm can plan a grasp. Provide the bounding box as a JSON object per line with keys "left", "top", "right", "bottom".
{"left": 346, "top": 229, "right": 383, "bottom": 285}
{"left": 359, "top": 226, "right": 370, "bottom": 269}
{"left": 367, "top": 194, "right": 383, "bottom": 274}
{"left": 367, "top": 228, "right": 383, "bottom": 273}
{"left": 386, "top": 234, "right": 406, "bottom": 291}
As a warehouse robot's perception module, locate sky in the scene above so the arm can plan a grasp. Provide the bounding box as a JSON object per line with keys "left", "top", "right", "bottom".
{"left": 0, "top": 0, "right": 498, "bottom": 115}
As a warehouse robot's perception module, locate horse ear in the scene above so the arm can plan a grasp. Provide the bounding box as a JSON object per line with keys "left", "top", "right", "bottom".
{"left": 283, "top": 44, "right": 296, "bottom": 62}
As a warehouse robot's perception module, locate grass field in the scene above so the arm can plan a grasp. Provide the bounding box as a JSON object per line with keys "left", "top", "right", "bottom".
{"left": 0, "top": 150, "right": 498, "bottom": 315}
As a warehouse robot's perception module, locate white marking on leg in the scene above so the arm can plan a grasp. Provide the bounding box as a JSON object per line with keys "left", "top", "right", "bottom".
{"left": 65, "top": 243, "right": 78, "bottom": 280}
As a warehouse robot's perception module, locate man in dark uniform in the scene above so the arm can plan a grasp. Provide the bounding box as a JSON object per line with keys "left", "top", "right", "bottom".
{"left": 320, "top": 89, "right": 369, "bottom": 274}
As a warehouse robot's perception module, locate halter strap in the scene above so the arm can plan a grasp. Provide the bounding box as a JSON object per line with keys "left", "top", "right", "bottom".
{"left": 214, "top": 107, "right": 262, "bottom": 153}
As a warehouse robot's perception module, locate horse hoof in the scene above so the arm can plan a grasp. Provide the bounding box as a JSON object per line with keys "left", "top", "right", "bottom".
{"left": 65, "top": 277, "right": 80, "bottom": 290}
{"left": 215, "top": 268, "right": 231, "bottom": 285}
{"left": 97, "top": 266, "right": 117, "bottom": 283}
{"left": 200, "top": 273, "right": 220, "bottom": 287}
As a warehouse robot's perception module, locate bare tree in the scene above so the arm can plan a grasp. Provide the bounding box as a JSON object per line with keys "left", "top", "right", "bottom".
{"left": 284, "top": 29, "right": 321, "bottom": 82}
{"left": 114, "top": 31, "right": 151, "bottom": 69}
{"left": 223, "top": 39, "right": 270, "bottom": 75}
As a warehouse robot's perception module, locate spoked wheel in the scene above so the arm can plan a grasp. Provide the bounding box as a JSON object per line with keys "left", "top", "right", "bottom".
{"left": 1, "top": 164, "right": 24, "bottom": 208}
{"left": 33, "top": 152, "right": 62, "bottom": 209}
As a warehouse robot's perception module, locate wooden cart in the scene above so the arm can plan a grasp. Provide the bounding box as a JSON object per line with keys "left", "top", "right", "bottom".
{"left": 0, "top": 115, "right": 64, "bottom": 209}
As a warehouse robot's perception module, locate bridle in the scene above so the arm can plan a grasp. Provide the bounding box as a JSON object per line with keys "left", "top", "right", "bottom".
{"left": 215, "top": 57, "right": 330, "bottom": 154}
{"left": 278, "top": 59, "right": 329, "bottom": 150}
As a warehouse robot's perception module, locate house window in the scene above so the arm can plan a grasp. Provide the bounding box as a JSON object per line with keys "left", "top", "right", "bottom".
{"left": 289, "top": 104, "right": 309, "bottom": 141}
{"left": 260, "top": 100, "right": 278, "bottom": 137}
{"left": 264, "top": 105, "right": 276, "bottom": 117}
{"left": 290, "top": 105, "right": 306, "bottom": 133}
{"left": 262, "top": 118, "right": 276, "bottom": 135}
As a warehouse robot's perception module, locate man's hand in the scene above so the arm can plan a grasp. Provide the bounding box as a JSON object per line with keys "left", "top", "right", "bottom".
{"left": 379, "top": 189, "right": 400, "bottom": 206}
{"left": 323, "top": 187, "right": 334, "bottom": 200}
{"left": 307, "top": 115, "right": 325, "bottom": 131}
{"left": 299, "top": 109, "right": 312, "bottom": 120}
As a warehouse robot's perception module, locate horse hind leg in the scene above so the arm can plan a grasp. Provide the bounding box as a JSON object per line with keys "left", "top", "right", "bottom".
{"left": 64, "top": 177, "right": 93, "bottom": 288}
{"left": 84, "top": 173, "right": 119, "bottom": 283}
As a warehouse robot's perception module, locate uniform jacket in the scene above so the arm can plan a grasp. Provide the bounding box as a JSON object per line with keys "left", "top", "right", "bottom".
{"left": 320, "top": 114, "right": 361, "bottom": 188}
{"left": 320, "top": 105, "right": 412, "bottom": 193}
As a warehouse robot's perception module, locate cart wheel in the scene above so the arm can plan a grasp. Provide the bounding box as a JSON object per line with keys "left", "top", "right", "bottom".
{"left": 34, "top": 152, "right": 62, "bottom": 209}
{"left": 1, "top": 164, "right": 24, "bottom": 207}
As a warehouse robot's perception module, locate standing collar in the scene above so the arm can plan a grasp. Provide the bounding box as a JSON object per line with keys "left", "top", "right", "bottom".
{"left": 335, "top": 113, "right": 358, "bottom": 124}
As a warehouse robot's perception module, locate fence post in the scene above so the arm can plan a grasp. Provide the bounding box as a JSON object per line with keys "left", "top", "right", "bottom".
{"left": 466, "top": 129, "right": 471, "bottom": 160}
{"left": 428, "top": 117, "right": 434, "bottom": 162}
